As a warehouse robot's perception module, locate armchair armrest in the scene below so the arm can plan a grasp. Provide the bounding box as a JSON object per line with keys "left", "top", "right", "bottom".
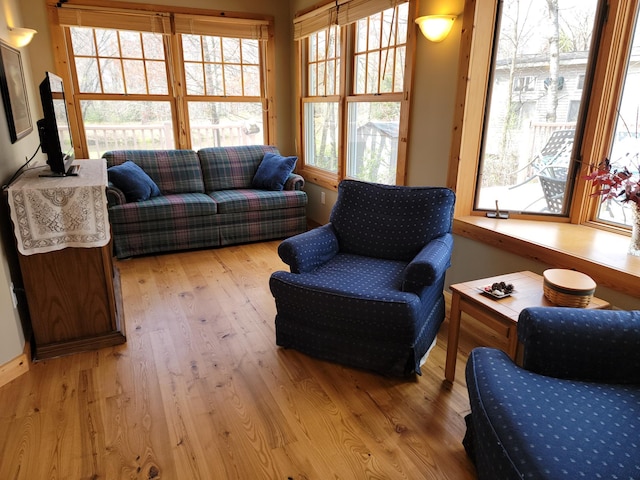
{"left": 277, "top": 223, "right": 339, "bottom": 273}
{"left": 106, "top": 183, "right": 127, "bottom": 207}
{"left": 402, "top": 233, "right": 453, "bottom": 293}
{"left": 518, "top": 307, "right": 640, "bottom": 383}
{"left": 284, "top": 173, "right": 305, "bottom": 191}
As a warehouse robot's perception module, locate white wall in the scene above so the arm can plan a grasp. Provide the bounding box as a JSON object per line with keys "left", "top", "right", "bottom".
{"left": 0, "top": 0, "right": 44, "bottom": 364}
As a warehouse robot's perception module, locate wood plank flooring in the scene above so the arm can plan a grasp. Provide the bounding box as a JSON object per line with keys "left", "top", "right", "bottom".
{"left": 0, "top": 241, "right": 498, "bottom": 479}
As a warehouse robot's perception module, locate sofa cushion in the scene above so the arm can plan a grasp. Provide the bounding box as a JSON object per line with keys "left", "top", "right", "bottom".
{"left": 107, "top": 161, "right": 161, "bottom": 202}
{"left": 103, "top": 150, "right": 205, "bottom": 194}
{"left": 198, "top": 145, "right": 279, "bottom": 191}
{"left": 210, "top": 189, "right": 307, "bottom": 214}
{"left": 108, "top": 193, "right": 217, "bottom": 226}
{"left": 252, "top": 152, "right": 298, "bottom": 191}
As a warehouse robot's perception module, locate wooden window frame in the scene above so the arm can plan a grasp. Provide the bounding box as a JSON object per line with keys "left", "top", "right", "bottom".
{"left": 448, "top": 0, "right": 640, "bottom": 297}
{"left": 449, "top": 0, "right": 638, "bottom": 226}
{"left": 294, "top": 0, "right": 416, "bottom": 190}
{"left": 46, "top": 0, "right": 276, "bottom": 157}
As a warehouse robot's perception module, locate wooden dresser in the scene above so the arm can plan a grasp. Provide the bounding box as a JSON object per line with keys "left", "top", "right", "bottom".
{"left": 7, "top": 159, "right": 125, "bottom": 359}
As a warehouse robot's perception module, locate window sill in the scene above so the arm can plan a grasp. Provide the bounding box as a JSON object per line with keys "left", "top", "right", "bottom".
{"left": 453, "top": 216, "right": 640, "bottom": 299}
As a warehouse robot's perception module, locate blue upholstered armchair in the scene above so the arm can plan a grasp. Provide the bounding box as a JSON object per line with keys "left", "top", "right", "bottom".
{"left": 269, "top": 179, "right": 455, "bottom": 377}
{"left": 464, "top": 307, "right": 640, "bottom": 480}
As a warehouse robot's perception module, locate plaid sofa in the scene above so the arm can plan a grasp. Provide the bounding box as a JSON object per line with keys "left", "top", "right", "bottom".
{"left": 103, "top": 146, "right": 307, "bottom": 258}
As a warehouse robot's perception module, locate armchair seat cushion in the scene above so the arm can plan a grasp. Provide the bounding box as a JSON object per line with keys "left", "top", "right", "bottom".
{"left": 272, "top": 253, "right": 418, "bottom": 333}
{"left": 466, "top": 348, "right": 640, "bottom": 480}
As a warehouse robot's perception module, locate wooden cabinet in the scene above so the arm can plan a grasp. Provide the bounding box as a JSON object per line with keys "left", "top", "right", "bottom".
{"left": 18, "top": 244, "right": 125, "bottom": 359}
{"left": 7, "top": 159, "right": 125, "bottom": 360}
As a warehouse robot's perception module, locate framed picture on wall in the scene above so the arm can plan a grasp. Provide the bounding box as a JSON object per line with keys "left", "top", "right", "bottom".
{"left": 0, "top": 40, "right": 32, "bottom": 143}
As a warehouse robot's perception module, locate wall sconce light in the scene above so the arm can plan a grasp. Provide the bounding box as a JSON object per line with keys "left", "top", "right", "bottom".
{"left": 7, "top": 27, "right": 38, "bottom": 48}
{"left": 415, "top": 15, "right": 456, "bottom": 43}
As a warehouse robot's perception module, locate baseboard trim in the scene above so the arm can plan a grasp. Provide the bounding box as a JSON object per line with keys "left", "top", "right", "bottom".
{"left": 0, "top": 345, "right": 30, "bottom": 389}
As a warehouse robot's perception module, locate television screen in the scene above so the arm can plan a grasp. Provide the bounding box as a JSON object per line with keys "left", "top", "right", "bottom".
{"left": 37, "top": 72, "right": 77, "bottom": 176}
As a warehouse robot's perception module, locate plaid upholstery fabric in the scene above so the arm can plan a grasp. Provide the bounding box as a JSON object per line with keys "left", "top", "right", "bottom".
{"left": 218, "top": 207, "right": 307, "bottom": 246}
{"left": 210, "top": 189, "right": 307, "bottom": 214}
{"left": 106, "top": 184, "right": 126, "bottom": 207}
{"left": 198, "top": 145, "right": 280, "bottom": 191}
{"left": 284, "top": 173, "right": 305, "bottom": 191}
{"left": 111, "top": 216, "right": 220, "bottom": 258}
{"left": 103, "top": 150, "right": 205, "bottom": 194}
{"left": 108, "top": 193, "right": 217, "bottom": 227}
{"left": 104, "top": 146, "right": 307, "bottom": 258}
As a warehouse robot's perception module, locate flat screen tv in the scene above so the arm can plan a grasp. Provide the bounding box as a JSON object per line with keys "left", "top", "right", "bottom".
{"left": 37, "top": 72, "right": 77, "bottom": 176}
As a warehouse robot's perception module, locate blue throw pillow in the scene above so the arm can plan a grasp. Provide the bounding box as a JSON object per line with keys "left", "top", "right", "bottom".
{"left": 107, "top": 161, "right": 161, "bottom": 202}
{"left": 252, "top": 152, "right": 297, "bottom": 191}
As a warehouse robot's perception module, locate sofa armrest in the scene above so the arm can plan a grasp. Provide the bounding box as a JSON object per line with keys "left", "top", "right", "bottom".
{"left": 277, "top": 223, "right": 339, "bottom": 273}
{"left": 518, "top": 307, "right": 640, "bottom": 383}
{"left": 106, "top": 183, "right": 127, "bottom": 207}
{"left": 284, "top": 173, "right": 305, "bottom": 191}
{"left": 401, "top": 233, "right": 453, "bottom": 293}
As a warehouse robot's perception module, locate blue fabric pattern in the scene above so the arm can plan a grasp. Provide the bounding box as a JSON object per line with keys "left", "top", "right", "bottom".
{"left": 465, "top": 308, "right": 640, "bottom": 480}
{"left": 277, "top": 224, "right": 340, "bottom": 274}
{"left": 518, "top": 307, "right": 640, "bottom": 383}
{"left": 252, "top": 152, "right": 298, "bottom": 191}
{"left": 270, "top": 179, "right": 455, "bottom": 376}
{"left": 107, "top": 161, "right": 161, "bottom": 202}
{"left": 330, "top": 180, "right": 455, "bottom": 261}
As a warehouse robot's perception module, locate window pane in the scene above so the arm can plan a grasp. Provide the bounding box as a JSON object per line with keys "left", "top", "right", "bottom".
{"left": 80, "top": 100, "right": 174, "bottom": 157}
{"left": 353, "top": 5, "right": 406, "bottom": 96}
{"left": 475, "top": 0, "right": 598, "bottom": 214}
{"left": 71, "top": 27, "right": 95, "bottom": 56}
{"left": 599, "top": 11, "right": 640, "bottom": 227}
{"left": 75, "top": 57, "right": 100, "bottom": 93}
{"left": 99, "top": 58, "right": 125, "bottom": 93}
{"left": 307, "top": 28, "right": 340, "bottom": 97}
{"left": 243, "top": 66, "right": 260, "bottom": 96}
{"left": 123, "top": 60, "right": 146, "bottom": 94}
{"left": 224, "top": 65, "right": 242, "bottom": 95}
{"left": 222, "top": 38, "right": 241, "bottom": 63}
{"left": 142, "top": 33, "right": 165, "bottom": 60}
{"left": 182, "top": 35, "right": 202, "bottom": 61}
{"left": 96, "top": 29, "right": 119, "bottom": 57}
{"left": 185, "top": 63, "right": 205, "bottom": 95}
{"left": 242, "top": 39, "right": 259, "bottom": 64}
{"left": 346, "top": 101, "right": 399, "bottom": 184}
{"left": 303, "top": 102, "right": 339, "bottom": 173}
{"left": 120, "top": 31, "right": 143, "bottom": 58}
{"left": 187, "top": 102, "right": 264, "bottom": 149}
{"left": 202, "top": 37, "right": 222, "bottom": 63}
{"left": 147, "top": 61, "right": 168, "bottom": 95}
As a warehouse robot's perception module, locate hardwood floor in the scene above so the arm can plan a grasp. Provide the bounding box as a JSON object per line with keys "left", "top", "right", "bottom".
{"left": 0, "top": 241, "right": 497, "bottom": 479}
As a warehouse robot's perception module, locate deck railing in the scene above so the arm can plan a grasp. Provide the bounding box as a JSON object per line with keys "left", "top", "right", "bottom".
{"left": 82, "top": 122, "right": 260, "bottom": 158}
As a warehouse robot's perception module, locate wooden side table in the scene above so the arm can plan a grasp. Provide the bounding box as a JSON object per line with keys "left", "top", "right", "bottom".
{"left": 445, "top": 270, "right": 610, "bottom": 382}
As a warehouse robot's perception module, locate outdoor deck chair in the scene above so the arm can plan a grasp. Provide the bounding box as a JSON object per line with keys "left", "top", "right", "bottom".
{"left": 510, "top": 129, "right": 575, "bottom": 188}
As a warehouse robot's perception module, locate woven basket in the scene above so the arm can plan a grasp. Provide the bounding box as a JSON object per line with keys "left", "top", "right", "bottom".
{"left": 543, "top": 269, "right": 596, "bottom": 308}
